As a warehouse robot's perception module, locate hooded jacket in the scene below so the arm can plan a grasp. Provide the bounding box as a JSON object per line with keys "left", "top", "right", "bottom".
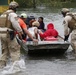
{"left": 39, "top": 23, "right": 58, "bottom": 39}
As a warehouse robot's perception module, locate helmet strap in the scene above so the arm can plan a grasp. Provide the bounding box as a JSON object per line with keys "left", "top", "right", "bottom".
{"left": 9, "top": 7, "right": 17, "bottom": 12}
{"left": 61, "top": 12, "right": 66, "bottom": 17}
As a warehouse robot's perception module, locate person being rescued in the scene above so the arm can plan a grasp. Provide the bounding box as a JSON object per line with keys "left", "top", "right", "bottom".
{"left": 26, "top": 21, "right": 40, "bottom": 41}
{"left": 18, "top": 13, "right": 38, "bottom": 42}
{"left": 38, "top": 17, "right": 46, "bottom": 32}
{"left": 38, "top": 23, "right": 59, "bottom": 41}
{"left": 25, "top": 16, "right": 36, "bottom": 28}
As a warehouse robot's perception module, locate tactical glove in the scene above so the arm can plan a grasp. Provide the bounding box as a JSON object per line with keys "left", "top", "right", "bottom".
{"left": 64, "top": 35, "right": 69, "bottom": 41}
{"left": 22, "top": 34, "right": 26, "bottom": 40}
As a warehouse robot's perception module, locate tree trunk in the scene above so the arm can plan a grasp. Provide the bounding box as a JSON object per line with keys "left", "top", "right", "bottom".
{"left": 33, "top": 0, "right": 36, "bottom": 8}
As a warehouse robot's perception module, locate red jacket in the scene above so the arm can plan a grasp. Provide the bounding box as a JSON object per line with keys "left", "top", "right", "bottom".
{"left": 39, "top": 23, "right": 58, "bottom": 39}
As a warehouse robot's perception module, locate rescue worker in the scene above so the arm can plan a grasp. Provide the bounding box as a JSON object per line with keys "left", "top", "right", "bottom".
{"left": 0, "top": 1, "right": 24, "bottom": 68}
{"left": 61, "top": 8, "right": 76, "bottom": 54}
{"left": 18, "top": 13, "right": 38, "bottom": 41}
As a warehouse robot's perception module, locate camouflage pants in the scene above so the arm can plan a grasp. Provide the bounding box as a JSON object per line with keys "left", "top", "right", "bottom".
{"left": 0, "top": 33, "right": 20, "bottom": 68}
{"left": 71, "top": 30, "right": 76, "bottom": 53}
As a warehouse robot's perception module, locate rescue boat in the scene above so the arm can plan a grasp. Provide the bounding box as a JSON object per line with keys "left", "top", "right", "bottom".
{"left": 16, "top": 35, "right": 70, "bottom": 54}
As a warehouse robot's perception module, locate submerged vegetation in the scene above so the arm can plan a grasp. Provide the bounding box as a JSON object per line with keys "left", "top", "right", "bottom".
{"left": 10, "top": 0, "right": 76, "bottom": 8}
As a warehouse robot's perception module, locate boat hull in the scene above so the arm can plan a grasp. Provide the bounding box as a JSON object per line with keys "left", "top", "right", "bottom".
{"left": 16, "top": 36, "right": 70, "bottom": 54}
{"left": 27, "top": 42, "right": 69, "bottom": 50}
{"left": 23, "top": 41, "right": 70, "bottom": 54}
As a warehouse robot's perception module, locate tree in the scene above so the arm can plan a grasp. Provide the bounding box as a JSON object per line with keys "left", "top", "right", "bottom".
{"left": 33, "top": 0, "right": 36, "bottom": 8}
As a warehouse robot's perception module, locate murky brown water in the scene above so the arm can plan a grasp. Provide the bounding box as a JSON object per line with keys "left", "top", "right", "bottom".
{"left": 12, "top": 50, "right": 76, "bottom": 75}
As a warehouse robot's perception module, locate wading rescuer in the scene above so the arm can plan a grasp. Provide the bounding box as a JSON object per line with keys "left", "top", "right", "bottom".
{"left": 61, "top": 8, "right": 76, "bottom": 54}
{"left": 0, "top": 1, "right": 26, "bottom": 68}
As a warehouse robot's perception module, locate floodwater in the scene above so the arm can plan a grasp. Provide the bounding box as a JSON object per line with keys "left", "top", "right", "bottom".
{"left": 1, "top": 7, "right": 76, "bottom": 75}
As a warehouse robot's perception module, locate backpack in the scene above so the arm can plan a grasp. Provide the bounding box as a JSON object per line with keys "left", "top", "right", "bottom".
{"left": 66, "top": 12, "right": 76, "bottom": 30}
{"left": 25, "top": 16, "right": 35, "bottom": 27}
{"left": 67, "top": 12, "right": 76, "bottom": 21}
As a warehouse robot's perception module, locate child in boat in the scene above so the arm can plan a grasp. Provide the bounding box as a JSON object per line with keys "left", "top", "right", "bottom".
{"left": 38, "top": 23, "right": 59, "bottom": 41}
{"left": 26, "top": 21, "right": 40, "bottom": 41}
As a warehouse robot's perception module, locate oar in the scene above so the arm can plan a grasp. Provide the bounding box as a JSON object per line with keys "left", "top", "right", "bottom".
{"left": 58, "top": 35, "right": 64, "bottom": 40}
{"left": 58, "top": 35, "right": 69, "bottom": 43}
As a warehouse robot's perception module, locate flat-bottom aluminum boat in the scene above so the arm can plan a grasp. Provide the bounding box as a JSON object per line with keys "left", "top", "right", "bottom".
{"left": 17, "top": 36, "right": 70, "bottom": 54}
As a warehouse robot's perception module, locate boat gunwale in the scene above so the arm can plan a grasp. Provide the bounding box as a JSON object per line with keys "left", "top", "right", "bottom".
{"left": 25, "top": 41, "right": 70, "bottom": 46}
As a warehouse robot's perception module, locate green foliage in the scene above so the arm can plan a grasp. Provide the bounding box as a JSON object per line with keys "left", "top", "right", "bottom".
{"left": 10, "top": 0, "right": 76, "bottom": 8}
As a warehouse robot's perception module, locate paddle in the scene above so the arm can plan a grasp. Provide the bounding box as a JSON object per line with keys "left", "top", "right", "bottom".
{"left": 58, "top": 35, "right": 69, "bottom": 43}
{"left": 58, "top": 35, "right": 64, "bottom": 40}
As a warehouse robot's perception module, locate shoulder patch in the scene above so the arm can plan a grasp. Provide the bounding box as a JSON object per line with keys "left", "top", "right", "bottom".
{"left": 63, "top": 21, "right": 66, "bottom": 24}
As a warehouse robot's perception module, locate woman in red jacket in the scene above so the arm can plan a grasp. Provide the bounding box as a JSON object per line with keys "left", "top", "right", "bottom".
{"left": 39, "top": 23, "right": 58, "bottom": 40}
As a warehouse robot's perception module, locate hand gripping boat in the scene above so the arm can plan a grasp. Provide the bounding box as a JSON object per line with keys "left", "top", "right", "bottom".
{"left": 16, "top": 35, "right": 70, "bottom": 54}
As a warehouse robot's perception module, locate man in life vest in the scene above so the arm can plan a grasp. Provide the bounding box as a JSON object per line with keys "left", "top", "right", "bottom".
{"left": 0, "top": 1, "right": 24, "bottom": 68}
{"left": 38, "top": 23, "right": 58, "bottom": 40}
{"left": 18, "top": 13, "right": 38, "bottom": 41}
{"left": 61, "top": 8, "right": 76, "bottom": 54}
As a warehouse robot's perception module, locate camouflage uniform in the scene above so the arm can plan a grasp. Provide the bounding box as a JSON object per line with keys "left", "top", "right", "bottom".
{"left": 62, "top": 8, "right": 76, "bottom": 53}
{"left": 0, "top": 2, "right": 23, "bottom": 68}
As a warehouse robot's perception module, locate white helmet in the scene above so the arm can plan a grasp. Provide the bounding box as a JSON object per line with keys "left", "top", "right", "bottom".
{"left": 9, "top": 1, "right": 19, "bottom": 9}
{"left": 20, "top": 13, "right": 27, "bottom": 18}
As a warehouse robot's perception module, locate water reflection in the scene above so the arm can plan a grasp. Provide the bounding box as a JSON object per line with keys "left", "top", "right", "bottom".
{"left": 25, "top": 51, "right": 76, "bottom": 75}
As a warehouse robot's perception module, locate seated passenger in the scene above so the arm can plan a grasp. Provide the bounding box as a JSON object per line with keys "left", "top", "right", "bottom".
{"left": 29, "top": 18, "right": 36, "bottom": 28}
{"left": 27, "top": 21, "right": 40, "bottom": 41}
{"left": 25, "top": 16, "right": 36, "bottom": 28}
{"left": 38, "top": 23, "right": 58, "bottom": 40}
{"left": 38, "top": 17, "right": 46, "bottom": 32}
